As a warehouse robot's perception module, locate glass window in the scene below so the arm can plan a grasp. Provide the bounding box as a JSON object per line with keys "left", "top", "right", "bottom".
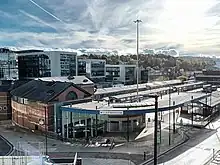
{"left": 65, "top": 91, "right": 78, "bottom": 100}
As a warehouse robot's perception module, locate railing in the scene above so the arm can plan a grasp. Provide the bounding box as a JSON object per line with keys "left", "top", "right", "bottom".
{"left": 203, "top": 149, "right": 220, "bottom": 165}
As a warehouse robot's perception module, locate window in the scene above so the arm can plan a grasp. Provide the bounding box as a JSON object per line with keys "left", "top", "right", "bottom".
{"left": 65, "top": 91, "right": 78, "bottom": 100}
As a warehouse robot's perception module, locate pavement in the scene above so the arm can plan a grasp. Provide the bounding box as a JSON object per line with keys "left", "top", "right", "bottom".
{"left": 149, "top": 115, "right": 220, "bottom": 165}
{"left": 0, "top": 118, "right": 185, "bottom": 165}
{"left": 0, "top": 110, "right": 213, "bottom": 165}
{"left": 83, "top": 158, "right": 135, "bottom": 165}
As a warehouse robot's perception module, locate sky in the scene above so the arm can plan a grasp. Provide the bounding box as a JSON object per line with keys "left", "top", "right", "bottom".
{"left": 0, "top": 0, "right": 220, "bottom": 55}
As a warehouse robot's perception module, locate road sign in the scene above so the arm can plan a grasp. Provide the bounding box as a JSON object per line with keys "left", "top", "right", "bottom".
{"left": 100, "top": 111, "right": 123, "bottom": 115}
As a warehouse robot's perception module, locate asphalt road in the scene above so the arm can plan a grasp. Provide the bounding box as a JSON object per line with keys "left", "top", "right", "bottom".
{"left": 0, "top": 134, "right": 13, "bottom": 156}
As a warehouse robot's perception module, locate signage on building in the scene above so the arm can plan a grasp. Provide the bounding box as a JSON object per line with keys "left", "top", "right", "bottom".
{"left": 0, "top": 106, "right": 7, "bottom": 112}
{"left": 99, "top": 110, "right": 123, "bottom": 115}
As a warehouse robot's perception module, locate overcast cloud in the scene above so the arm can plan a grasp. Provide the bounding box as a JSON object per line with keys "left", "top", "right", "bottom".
{"left": 0, "top": 0, "right": 220, "bottom": 55}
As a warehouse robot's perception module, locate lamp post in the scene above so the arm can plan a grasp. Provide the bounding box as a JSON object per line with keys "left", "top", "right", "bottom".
{"left": 147, "top": 94, "right": 159, "bottom": 165}
{"left": 191, "top": 96, "right": 194, "bottom": 126}
{"left": 153, "top": 95, "right": 159, "bottom": 165}
{"left": 168, "top": 86, "right": 171, "bottom": 145}
{"left": 127, "top": 107, "right": 130, "bottom": 142}
{"left": 173, "top": 101, "right": 176, "bottom": 133}
{"left": 39, "top": 108, "right": 48, "bottom": 155}
{"left": 134, "top": 19, "right": 142, "bottom": 102}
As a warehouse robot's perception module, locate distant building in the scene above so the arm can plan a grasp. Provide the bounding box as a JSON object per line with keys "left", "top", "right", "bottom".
{"left": 10, "top": 76, "right": 94, "bottom": 133}
{"left": 195, "top": 69, "right": 220, "bottom": 85}
{"left": 16, "top": 50, "right": 51, "bottom": 79}
{"left": 105, "top": 64, "right": 136, "bottom": 85}
{"left": 77, "top": 59, "right": 106, "bottom": 82}
{"left": 0, "top": 48, "right": 18, "bottom": 80}
{"left": 46, "top": 51, "right": 77, "bottom": 77}
{"left": 140, "top": 68, "right": 149, "bottom": 83}
{"left": 15, "top": 50, "right": 77, "bottom": 79}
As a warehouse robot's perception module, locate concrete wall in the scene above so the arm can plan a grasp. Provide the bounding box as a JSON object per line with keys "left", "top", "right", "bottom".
{"left": 46, "top": 51, "right": 61, "bottom": 77}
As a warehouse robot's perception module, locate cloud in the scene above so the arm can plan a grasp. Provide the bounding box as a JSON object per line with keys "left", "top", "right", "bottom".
{"left": 28, "top": 0, "right": 65, "bottom": 23}
{"left": 1, "top": 0, "right": 220, "bottom": 56}
{"left": 19, "top": 10, "right": 57, "bottom": 30}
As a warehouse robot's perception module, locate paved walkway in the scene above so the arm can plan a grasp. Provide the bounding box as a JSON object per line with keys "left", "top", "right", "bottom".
{"left": 83, "top": 158, "right": 135, "bottom": 165}
{"left": 0, "top": 121, "right": 186, "bottom": 165}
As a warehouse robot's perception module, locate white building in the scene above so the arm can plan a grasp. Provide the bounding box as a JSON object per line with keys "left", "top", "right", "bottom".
{"left": 78, "top": 59, "right": 106, "bottom": 78}
{"left": 45, "top": 51, "right": 77, "bottom": 77}
{"left": 106, "top": 64, "right": 136, "bottom": 85}
{"left": 0, "top": 48, "right": 78, "bottom": 80}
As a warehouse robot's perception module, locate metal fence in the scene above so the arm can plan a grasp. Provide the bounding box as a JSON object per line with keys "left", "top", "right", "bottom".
{"left": 0, "top": 156, "right": 43, "bottom": 165}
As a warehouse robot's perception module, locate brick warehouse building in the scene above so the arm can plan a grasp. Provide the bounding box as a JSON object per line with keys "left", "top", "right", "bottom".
{"left": 0, "top": 80, "right": 28, "bottom": 120}
{"left": 10, "top": 76, "right": 95, "bottom": 133}
{"left": 0, "top": 80, "right": 12, "bottom": 120}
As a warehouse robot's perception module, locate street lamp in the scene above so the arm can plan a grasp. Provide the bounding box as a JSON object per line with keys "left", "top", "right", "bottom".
{"left": 168, "top": 86, "right": 171, "bottom": 145}
{"left": 191, "top": 96, "right": 194, "bottom": 126}
{"left": 134, "top": 19, "right": 142, "bottom": 102}
{"left": 39, "top": 107, "right": 48, "bottom": 155}
{"left": 148, "top": 94, "right": 159, "bottom": 165}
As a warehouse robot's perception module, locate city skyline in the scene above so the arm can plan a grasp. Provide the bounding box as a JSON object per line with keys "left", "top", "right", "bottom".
{"left": 0, "top": 0, "right": 220, "bottom": 55}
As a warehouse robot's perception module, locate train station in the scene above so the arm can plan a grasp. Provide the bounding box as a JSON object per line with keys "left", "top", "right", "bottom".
{"left": 53, "top": 81, "right": 220, "bottom": 140}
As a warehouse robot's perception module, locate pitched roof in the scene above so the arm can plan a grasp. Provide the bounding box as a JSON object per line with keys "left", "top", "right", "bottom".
{"left": 10, "top": 79, "right": 92, "bottom": 103}
{"left": 0, "top": 80, "right": 30, "bottom": 92}
{"left": 36, "top": 76, "right": 94, "bottom": 85}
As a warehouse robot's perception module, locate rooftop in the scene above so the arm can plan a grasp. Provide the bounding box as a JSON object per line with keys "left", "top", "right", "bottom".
{"left": 198, "top": 91, "right": 220, "bottom": 107}
{"left": 11, "top": 79, "right": 92, "bottom": 103}
{"left": 14, "top": 50, "right": 44, "bottom": 54}
{"left": 95, "top": 80, "right": 182, "bottom": 95}
{"left": 36, "top": 76, "right": 94, "bottom": 85}
{"left": 61, "top": 92, "right": 209, "bottom": 115}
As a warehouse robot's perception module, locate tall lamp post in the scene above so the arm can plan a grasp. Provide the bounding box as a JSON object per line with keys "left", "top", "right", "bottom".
{"left": 148, "top": 94, "right": 159, "bottom": 165}
{"left": 168, "top": 86, "right": 171, "bottom": 145}
{"left": 134, "top": 19, "right": 142, "bottom": 102}
{"left": 191, "top": 96, "right": 194, "bottom": 126}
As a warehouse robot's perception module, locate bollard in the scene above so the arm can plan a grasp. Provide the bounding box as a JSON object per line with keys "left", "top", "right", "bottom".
{"left": 144, "top": 152, "right": 146, "bottom": 160}
{"left": 213, "top": 149, "right": 215, "bottom": 160}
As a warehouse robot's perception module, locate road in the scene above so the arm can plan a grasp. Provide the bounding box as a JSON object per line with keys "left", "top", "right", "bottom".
{"left": 0, "top": 134, "right": 13, "bottom": 156}
{"left": 155, "top": 116, "right": 220, "bottom": 165}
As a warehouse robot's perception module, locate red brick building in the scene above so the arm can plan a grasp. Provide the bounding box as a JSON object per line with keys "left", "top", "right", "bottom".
{"left": 10, "top": 76, "right": 94, "bottom": 132}
{"left": 0, "top": 80, "right": 28, "bottom": 120}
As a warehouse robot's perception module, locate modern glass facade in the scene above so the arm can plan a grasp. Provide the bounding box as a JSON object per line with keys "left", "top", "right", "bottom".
{"left": 77, "top": 60, "right": 86, "bottom": 76}
{"left": 77, "top": 59, "right": 106, "bottom": 79}
{"left": 141, "top": 69, "right": 149, "bottom": 83}
{"left": 60, "top": 54, "right": 77, "bottom": 76}
{"left": 18, "top": 54, "right": 51, "bottom": 79}
{"left": 106, "top": 66, "right": 120, "bottom": 81}
{"left": 125, "top": 66, "right": 136, "bottom": 85}
{"left": 90, "top": 61, "right": 105, "bottom": 77}
{"left": 0, "top": 48, "right": 18, "bottom": 80}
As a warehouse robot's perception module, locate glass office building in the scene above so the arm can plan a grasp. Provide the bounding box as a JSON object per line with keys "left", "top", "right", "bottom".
{"left": 18, "top": 54, "right": 51, "bottom": 79}
{"left": 77, "top": 59, "right": 106, "bottom": 78}
{"left": 0, "top": 48, "right": 18, "bottom": 80}
{"left": 60, "top": 53, "right": 77, "bottom": 76}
